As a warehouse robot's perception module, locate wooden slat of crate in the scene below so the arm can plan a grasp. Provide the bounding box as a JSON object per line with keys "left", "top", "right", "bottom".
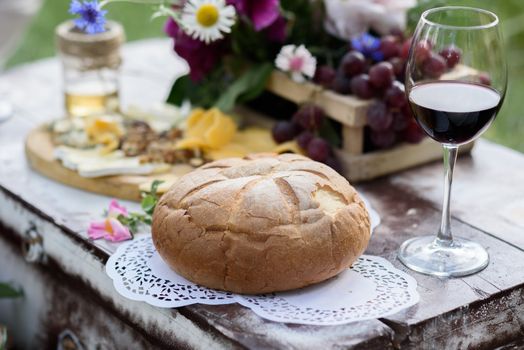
{"left": 266, "top": 71, "right": 369, "bottom": 127}
{"left": 336, "top": 138, "right": 475, "bottom": 182}
{"left": 342, "top": 126, "right": 364, "bottom": 155}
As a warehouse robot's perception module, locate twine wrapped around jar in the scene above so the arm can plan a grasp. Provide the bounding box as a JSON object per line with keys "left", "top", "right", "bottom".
{"left": 56, "top": 20, "right": 125, "bottom": 71}
{"left": 56, "top": 21, "right": 125, "bottom": 117}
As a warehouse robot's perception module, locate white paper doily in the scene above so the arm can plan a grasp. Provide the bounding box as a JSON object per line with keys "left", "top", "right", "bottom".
{"left": 236, "top": 256, "right": 418, "bottom": 325}
{"left": 106, "top": 235, "right": 236, "bottom": 307}
{"left": 106, "top": 237, "right": 419, "bottom": 326}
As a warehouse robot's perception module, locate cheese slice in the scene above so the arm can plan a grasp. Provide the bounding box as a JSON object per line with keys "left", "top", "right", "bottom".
{"left": 54, "top": 146, "right": 169, "bottom": 178}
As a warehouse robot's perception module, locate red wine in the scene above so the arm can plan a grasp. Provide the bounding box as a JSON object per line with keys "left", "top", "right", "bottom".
{"left": 409, "top": 81, "right": 502, "bottom": 144}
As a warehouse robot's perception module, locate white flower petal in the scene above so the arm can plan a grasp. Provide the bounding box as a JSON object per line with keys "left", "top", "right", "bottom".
{"left": 180, "top": 0, "right": 236, "bottom": 43}
{"left": 275, "top": 56, "right": 290, "bottom": 71}
{"left": 291, "top": 72, "right": 305, "bottom": 83}
{"left": 275, "top": 44, "right": 317, "bottom": 81}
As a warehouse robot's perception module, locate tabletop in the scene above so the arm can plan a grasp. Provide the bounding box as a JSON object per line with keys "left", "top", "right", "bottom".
{"left": 1, "top": 39, "right": 524, "bottom": 349}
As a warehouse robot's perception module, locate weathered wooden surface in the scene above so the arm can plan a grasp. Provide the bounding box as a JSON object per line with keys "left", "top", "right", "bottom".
{"left": 1, "top": 39, "right": 524, "bottom": 349}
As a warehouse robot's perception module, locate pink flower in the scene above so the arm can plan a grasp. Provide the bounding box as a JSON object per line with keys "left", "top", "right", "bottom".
{"left": 88, "top": 199, "right": 132, "bottom": 242}
{"left": 164, "top": 18, "right": 226, "bottom": 81}
{"left": 275, "top": 45, "right": 317, "bottom": 83}
{"left": 108, "top": 199, "right": 128, "bottom": 217}
{"left": 227, "top": 0, "right": 280, "bottom": 31}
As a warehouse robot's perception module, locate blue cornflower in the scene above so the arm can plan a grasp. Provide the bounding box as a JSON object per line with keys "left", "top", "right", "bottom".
{"left": 351, "top": 33, "right": 384, "bottom": 62}
{"left": 69, "top": 0, "right": 107, "bottom": 34}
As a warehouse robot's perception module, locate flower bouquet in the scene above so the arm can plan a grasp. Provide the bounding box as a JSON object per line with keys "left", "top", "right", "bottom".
{"left": 63, "top": 0, "right": 477, "bottom": 182}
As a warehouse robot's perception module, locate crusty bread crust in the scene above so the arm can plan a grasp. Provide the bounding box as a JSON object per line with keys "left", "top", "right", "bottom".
{"left": 152, "top": 154, "right": 370, "bottom": 294}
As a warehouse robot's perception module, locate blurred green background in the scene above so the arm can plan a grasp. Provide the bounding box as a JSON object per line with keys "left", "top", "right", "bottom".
{"left": 6, "top": 0, "right": 524, "bottom": 153}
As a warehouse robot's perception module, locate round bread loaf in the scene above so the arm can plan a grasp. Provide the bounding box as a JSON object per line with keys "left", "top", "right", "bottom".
{"left": 152, "top": 153, "right": 370, "bottom": 294}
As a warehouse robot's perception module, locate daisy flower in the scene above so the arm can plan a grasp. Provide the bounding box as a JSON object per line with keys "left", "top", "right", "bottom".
{"left": 275, "top": 45, "right": 317, "bottom": 83}
{"left": 181, "top": 0, "right": 236, "bottom": 44}
{"left": 69, "top": 0, "right": 107, "bottom": 34}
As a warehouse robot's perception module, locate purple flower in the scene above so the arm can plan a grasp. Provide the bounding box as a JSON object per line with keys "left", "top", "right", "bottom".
{"left": 69, "top": 0, "right": 107, "bottom": 34}
{"left": 351, "top": 33, "right": 384, "bottom": 61}
{"left": 165, "top": 18, "right": 226, "bottom": 82}
{"left": 265, "top": 15, "right": 287, "bottom": 43}
{"left": 227, "top": 0, "right": 280, "bottom": 31}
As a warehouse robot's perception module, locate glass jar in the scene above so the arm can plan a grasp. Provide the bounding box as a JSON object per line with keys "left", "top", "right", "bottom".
{"left": 56, "top": 21, "right": 125, "bottom": 118}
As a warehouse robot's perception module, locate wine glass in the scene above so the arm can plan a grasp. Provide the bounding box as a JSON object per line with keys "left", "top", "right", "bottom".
{"left": 398, "top": 6, "right": 507, "bottom": 277}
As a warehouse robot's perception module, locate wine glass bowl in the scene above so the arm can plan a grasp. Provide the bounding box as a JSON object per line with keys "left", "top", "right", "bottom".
{"left": 398, "top": 6, "right": 507, "bottom": 277}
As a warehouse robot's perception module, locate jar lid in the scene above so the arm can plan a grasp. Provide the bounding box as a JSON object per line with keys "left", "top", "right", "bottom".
{"left": 56, "top": 20, "right": 125, "bottom": 58}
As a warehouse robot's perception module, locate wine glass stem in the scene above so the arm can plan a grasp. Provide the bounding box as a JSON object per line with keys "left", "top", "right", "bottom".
{"left": 437, "top": 145, "right": 458, "bottom": 246}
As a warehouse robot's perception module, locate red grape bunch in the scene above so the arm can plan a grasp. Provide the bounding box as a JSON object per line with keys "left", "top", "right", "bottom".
{"left": 312, "top": 33, "right": 466, "bottom": 150}
{"left": 271, "top": 104, "right": 341, "bottom": 171}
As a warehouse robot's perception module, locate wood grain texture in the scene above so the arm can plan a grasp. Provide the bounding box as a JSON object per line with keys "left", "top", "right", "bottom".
{"left": 336, "top": 137, "right": 474, "bottom": 182}
{"left": 1, "top": 39, "right": 524, "bottom": 349}
{"left": 389, "top": 141, "right": 524, "bottom": 249}
{"left": 359, "top": 180, "right": 524, "bottom": 349}
{"left": 266, "top": 71, "right": 369, "bottom": 127}
{"left": 342, "top": 126, "right": 364, "bottom": 155}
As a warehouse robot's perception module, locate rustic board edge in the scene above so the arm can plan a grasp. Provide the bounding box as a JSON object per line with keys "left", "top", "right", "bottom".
{"left": 25, "top": 127, "right": 158, "bottom": 202}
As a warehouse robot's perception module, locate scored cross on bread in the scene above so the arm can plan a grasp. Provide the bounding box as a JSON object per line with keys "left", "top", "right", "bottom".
{"left": 152, "top": 153, "right": 371, "bottom": 294}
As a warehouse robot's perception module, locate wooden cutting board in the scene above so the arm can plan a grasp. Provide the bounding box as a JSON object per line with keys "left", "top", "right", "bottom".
{"left": 24, "top": 126, "right": 194, "bottom": 201}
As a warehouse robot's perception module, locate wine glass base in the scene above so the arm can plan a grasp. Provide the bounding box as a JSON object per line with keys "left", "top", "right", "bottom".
{"left": 398, "top": 236, "right": 489, "bottom": 277}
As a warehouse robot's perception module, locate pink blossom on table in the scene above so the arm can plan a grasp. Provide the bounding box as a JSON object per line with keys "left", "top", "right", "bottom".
{"left": 164, "top": 18, "right": 226, "bottom": 81}
{"left": 87, "top": 199, "right": 132, "bottom": 242}
{"left": 108, "top": 199, "right": 128, "bottom": 217}
{"left": 275, "top": 45, "right": 317, "bottom": 83}
{"left": 323, "top": 0, "right": 416, "bottom": 39}
{"left": 227, "top": 0, "right": 280, "bottom": 31}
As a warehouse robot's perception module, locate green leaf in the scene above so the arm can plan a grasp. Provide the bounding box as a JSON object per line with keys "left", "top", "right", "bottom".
{"left": 166, "top": 75, "right": 191, "bottom": 106}
{"left": 214, "top": 63, "right": 273, "bottom": 112}
{"left": 0, "top": 283, "right": 23, "bottom": 299}
{"left": 141, "top": 195, "right": 157, "bottom": 215}
{"left": 168, "top": 70, "right": 232, "bottom": 109}
{"left": 150, "top": 180, "right": 164, "bottom": 196}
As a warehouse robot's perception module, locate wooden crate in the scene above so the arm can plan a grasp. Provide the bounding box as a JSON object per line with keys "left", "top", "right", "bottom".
{"left": 265, "top": 66, "right": 477, "bottom": 181}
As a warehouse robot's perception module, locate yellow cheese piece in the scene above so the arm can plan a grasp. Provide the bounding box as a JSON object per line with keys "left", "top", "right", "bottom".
{"left": 84, "top": 117, "right": 123, "bottom": 154}
{"left": 206, "top": 143, "right": 251, "bottom": 160}
{"left": 205, "top": 109, "right": 237, "bottom": 148}
{"left": 273, "top": 140, "right": 304, "bottom": 155}
{"left": 185, "top": 108, "right": 215, "bottom": 139}
{"left": 178, "top": 109, "right": 303, "bottom": 159}
{"left": 186, "top": 108, "right": 206, "bottom": 129}
{"left": 85, "top": 117, "right": 123, "bottom": 138}
{"left": 178, "top": 108, "right": 237, "bottom": 150}
{"left": 175, "top": 137, "right": 209, "bottom": 150}
{"left": 232, "top": 128, "right": 277, "bottom": 152}
{"left": 206, "top": 129, "right": 304, "bottom": 160}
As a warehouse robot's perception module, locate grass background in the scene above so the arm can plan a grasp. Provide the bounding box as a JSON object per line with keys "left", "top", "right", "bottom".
{"left": 6, "top": 0, "right": 524, "bottom": 153}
